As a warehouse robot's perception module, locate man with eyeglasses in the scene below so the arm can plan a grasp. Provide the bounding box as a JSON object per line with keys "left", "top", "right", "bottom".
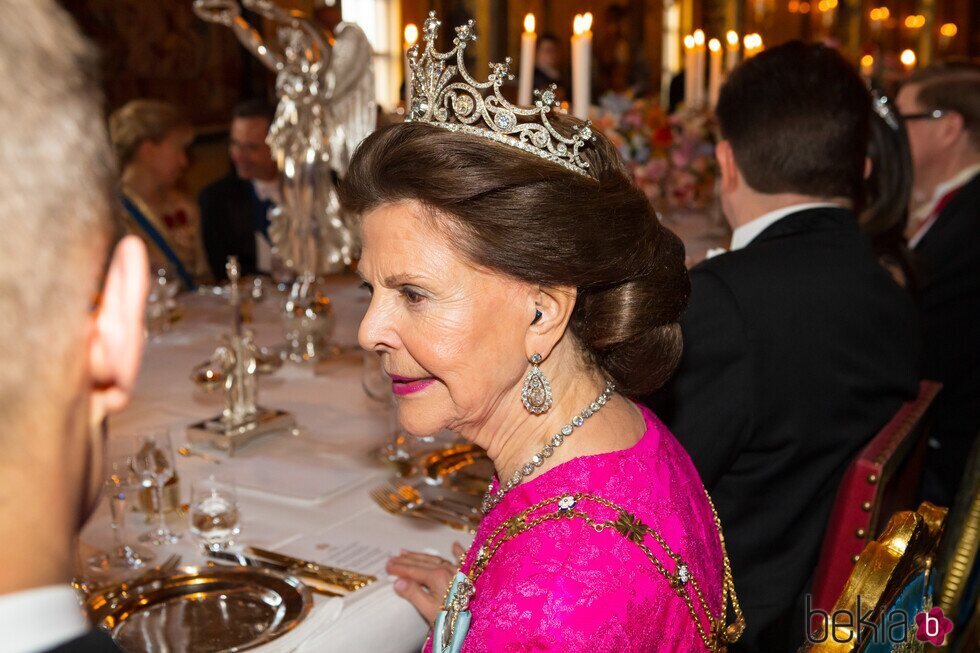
{"left": 896, "top": 63, "right": 980, "bottom": 507}
{"left": 199, "top": 98, "right": 280, "bottom": 281}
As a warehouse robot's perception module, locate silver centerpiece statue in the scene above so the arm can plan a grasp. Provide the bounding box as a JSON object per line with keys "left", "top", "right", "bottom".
{"left": 193, "top": 0, "right": 376, "bottom": 360}
{"left": 188, "top": 257, "right": 295, "bottom": 454}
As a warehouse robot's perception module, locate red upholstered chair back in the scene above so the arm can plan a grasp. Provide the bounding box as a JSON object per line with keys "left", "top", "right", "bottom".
{"left": 810, "top": 380, "right": 943, "bottom": 613}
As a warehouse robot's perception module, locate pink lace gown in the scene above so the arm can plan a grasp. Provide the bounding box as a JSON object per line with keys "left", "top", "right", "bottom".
{"left": 423, "top": 404, "right": 725, "bottom": 652}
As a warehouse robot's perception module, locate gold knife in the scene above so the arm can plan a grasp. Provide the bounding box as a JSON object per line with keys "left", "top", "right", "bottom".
{"left": 205, "top": 549, "right": 344, "bottom": 596}
{"left": 246, "top": 547, "right": 377, "bottom": 589}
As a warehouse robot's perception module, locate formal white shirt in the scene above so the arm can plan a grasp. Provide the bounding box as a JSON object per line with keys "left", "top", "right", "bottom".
{"left": 729, "top": 202, "right": 843, "bottom": 252}
{"left": 0, "top": 585, "right": 89, "bottom": 653}
{"left": 251, "top": 178, "right": 281, "bottom": 273}
{"left": 908, "top": 163, "right": 980, "bottom": 249}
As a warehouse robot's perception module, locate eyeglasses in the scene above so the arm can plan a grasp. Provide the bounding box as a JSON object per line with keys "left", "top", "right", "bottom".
{"left": 899, "top": 109, "right": 948, "bottom": 121}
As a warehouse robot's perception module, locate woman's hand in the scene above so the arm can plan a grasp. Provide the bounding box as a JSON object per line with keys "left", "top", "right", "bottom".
{"left": 387, "top": 543, "right": 468, "bottom": 625}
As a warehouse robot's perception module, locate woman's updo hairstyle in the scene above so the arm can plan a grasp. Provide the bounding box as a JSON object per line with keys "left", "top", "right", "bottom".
{"left": 339, "top": 113, "right": 690, "bottom": 397}
{"left": 108, "top": 99, "right": 189, "bottom": 168}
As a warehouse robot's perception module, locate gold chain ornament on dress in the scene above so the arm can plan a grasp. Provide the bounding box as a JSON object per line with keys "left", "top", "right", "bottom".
{"left": 441, "top": 491, "right": 745, "bottom": 652}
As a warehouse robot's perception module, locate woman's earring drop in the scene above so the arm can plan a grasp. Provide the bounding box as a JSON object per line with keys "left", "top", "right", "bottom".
{"left": 521, "top": 353, "right": 553, "bottom": 414}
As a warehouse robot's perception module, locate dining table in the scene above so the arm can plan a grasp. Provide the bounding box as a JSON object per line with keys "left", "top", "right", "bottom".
{"left": 79, "top": 274, "right": 470, "bottom": 652}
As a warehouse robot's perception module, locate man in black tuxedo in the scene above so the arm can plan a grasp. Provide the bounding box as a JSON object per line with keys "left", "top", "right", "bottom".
{"left": 898, "top": 65, "right": 980, "bottom": 506}
{"left": 199, "top": 99, "right": 280, "bottom": 280}
{"left": 0, "top": 3, "right": 149, "bottom": 651}
{"left": 649, "top": 42, "right": 919, "bottom": 651}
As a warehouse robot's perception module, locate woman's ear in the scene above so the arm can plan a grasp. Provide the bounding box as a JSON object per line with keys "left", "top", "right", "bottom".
{"left": 525, "top": 285, "right": 577, "bottom": 360}
{"left": 88, "top": 236, "right": 149, "bottom": 424}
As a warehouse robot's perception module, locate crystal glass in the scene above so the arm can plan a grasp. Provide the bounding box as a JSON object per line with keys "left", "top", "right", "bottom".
{"left": 361, "top": 350, "right": 390, "bottom": 401}
{"left": 133, "top": 430, "right": 182, "bottom": 545}
{"left": 87, "top": 455, "right": 155, "bottom": 570}
{"left": 146, "top": 268, "right": 180, "bottom": 338}
{"left": 189, "top": 475, "right": 240, "bottom": 550}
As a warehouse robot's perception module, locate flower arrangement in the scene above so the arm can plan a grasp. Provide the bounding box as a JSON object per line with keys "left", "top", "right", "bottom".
{"left": 593, "top": 94, "right": 718, "bottom": 210}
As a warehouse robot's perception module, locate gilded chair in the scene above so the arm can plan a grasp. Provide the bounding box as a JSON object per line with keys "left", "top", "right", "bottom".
{"left": 811, "top": 381, "right": 942, "bottom": 614}
{"left": 932, "top": 437, "right": 980, "bottom": 652}
{"left": 807, "top": 502, "right": 947, "bottom": 652}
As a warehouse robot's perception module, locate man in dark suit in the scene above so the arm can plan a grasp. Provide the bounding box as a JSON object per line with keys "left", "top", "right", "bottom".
{"left": 0, "top": 2, "right": 149, "bottom": 651}
{"left": 649, "top": 42, "right": 919, "bottom": 651}
{"left": 199, "top": 99, "right": 280, "bottom": 280}
{"left": 898, "top": 65, "right": 980, "bottom": 507}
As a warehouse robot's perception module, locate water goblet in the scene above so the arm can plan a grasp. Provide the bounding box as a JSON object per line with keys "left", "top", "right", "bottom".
{"left": 133, "top": 430, "right": 182, "bottom": 545}
{"left": 189, "top": 475, "right": 241, "bottom": 551}
{"left": 87, "top": 455, "right": 155, "bottom": 570}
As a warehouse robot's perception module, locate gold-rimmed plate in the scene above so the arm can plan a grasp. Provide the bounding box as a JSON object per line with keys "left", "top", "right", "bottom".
{"left": 88, "top": 565, "right": 312, "bottom": 652}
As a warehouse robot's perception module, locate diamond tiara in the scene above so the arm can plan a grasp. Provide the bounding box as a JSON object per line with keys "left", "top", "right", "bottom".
{"left": 406, "top": 11, "right": 595, "bottom": 176}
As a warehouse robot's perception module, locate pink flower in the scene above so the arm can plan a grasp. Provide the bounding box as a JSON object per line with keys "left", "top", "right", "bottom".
{"left": 914, "top": 608, "right": 953, "bottom": 645}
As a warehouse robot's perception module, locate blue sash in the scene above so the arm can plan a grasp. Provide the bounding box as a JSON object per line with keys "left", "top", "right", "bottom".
{"left": 120, "top": 194, "right": 197, "bottom": 290}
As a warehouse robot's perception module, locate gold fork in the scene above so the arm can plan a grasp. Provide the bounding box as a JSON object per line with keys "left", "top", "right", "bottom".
{"left": 370, "top": 487, "right": 476, "bottom": 533}
{"left": 386, "top": 482, "right": 482, "bottom": 519}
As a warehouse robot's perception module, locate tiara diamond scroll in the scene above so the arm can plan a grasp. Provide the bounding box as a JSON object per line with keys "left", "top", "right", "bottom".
{"left": 407, "top": 11, "right": 595, "bottom": 176}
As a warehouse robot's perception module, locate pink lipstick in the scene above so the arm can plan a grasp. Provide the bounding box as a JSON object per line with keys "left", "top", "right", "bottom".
{"left": 389, "top": 374, "right": 436, "bottom": 396}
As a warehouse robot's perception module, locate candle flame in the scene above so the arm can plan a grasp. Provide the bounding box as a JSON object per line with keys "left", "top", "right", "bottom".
{"left": 726, "top": 30, "right": 739, "bottom": 46}
{"left": 404, "top": 23, "right": 419, "bottom": 47}
{"left": 684, "top": 35, "right": 696, "bottom": 49}
{"left": 693, "top": 29, "right": 705, "bottom": 46}
{"left": 524, "top": 13, "right": 535, "bottom": 34}
{"left": 940, "top": 23, "right": 957, "bottom": 37}
{"left": 860, "top": 54, "right": 873, "bottom": 68}
{"left": 900, "top": 49, "right": 916, "bottom": 68}
{"left": 573, "top": 13, "right": 593, "bottom": 36}
{"left": 905, "top": 15, "right": 925, "bottom": 29}
{"left": 709, "top": 38, "right": 721, "bottom": 53}
{"left": 583, "top": 12, "right": 593, "bottom": 32}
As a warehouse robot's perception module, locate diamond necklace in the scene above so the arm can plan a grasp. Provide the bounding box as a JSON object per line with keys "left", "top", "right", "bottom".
{"left": 481, "top": 381, "right": 616, "bottom": 515}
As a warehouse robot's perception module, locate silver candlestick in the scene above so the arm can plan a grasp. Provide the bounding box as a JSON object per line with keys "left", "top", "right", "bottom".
{"left": 187, "top": 257, "right": 295, "bottom": 454}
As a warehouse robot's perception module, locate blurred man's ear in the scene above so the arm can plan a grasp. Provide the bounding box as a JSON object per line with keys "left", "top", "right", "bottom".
{"left": 716, "top": 140, "right": 740, "bottom": 195}
{"left": 88, "top": 236, "right": 149, "bottom": 423}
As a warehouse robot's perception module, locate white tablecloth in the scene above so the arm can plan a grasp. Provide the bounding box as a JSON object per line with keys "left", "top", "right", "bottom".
{"left": 80, "top": 276, "right": 469, "bottom": 652}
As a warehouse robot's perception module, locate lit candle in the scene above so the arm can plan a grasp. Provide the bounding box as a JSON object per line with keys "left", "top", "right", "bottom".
{"left": 725, "top": 30, "right": 740, "bottom": 73}
{"left": 518, "top": 13, "right": 536, "bottom": 106}
{"left": 900, "top": 49, "right": 917, "bottom": 72}
{"left": 860, "top": 54, "right": 874, "bottom": 79}
{"left": 571, "top": 12, "right": 593, "bottom": 120}
{"left": 939, "top": 22, "right": 957, "bottom": 50}
{"left": 684, "top": 34, "right": 696, "bottom": 110}
{"left": 693, "top": 29, "right": 706, "bottom": 109}
{"left": 708, "top": 38, "right": 722, "bottom": 109}
{"left": 404, "top": 23, "right": 419, "bottom": 111}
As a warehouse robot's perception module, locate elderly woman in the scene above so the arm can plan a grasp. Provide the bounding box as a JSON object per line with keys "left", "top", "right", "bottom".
{"left": 340, "top": 14, "right": 741, "bottom": 652}
{"left": 109, "top": 99, "right": 205, "bottom": 288}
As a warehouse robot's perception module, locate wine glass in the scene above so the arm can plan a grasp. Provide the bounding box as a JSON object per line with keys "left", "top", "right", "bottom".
{"left": 133, "top": 430, "right": 182, "bottom": 545}
{"left": 87, "top": 455, "right": 155, "bottom": 570}
{"left": 189, "top": 475, "right": 240, "bottom": 551}
{"left": 361, "top": 350, "right": 390, "bottom": 401}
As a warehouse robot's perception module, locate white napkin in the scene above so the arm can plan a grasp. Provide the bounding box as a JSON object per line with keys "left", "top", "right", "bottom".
{"left": 259, "top": 596, "right": 344, "bottom": 653}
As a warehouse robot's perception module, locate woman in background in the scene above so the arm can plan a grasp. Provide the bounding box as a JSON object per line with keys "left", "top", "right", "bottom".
{"left": 110, "top": 99, "right": 205, "bottom": 288}
{"left": 861, "top": 98, "right": 917, "bottom": 289}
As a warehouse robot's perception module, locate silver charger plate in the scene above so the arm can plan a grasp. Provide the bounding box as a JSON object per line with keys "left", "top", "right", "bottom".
{"left": 88, "top": 565, "right": 312, "bottom": 652}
